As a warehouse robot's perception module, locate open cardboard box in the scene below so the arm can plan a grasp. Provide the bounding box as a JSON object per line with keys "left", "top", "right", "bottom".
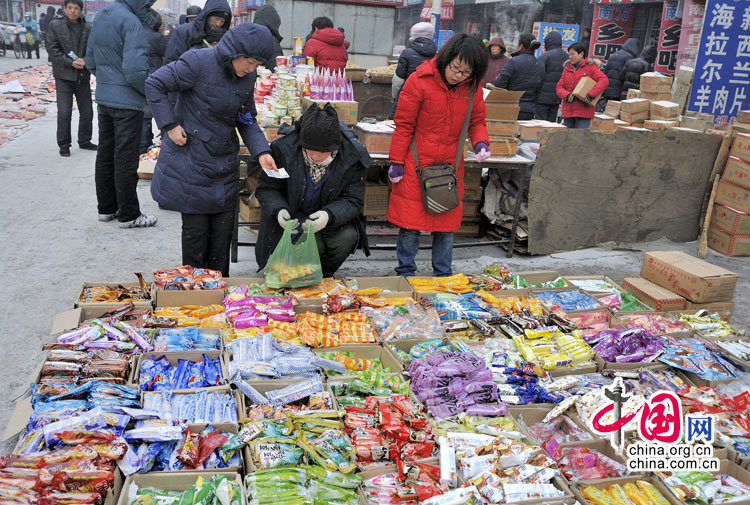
{"left": 135, "top": 351, "right": 230, "bottom": 392}
{"left": 572, "top": 475, "right": 681, "bottom": 505}
{"left": 343, "top": 276, "right": 416, "bottom": 300}
{"left": 141, "top": 385, "right": 242, "bottom": 427}
{"left": 51, "top": 305, "right": 153, "bottom": 335}
{"left": 235, "top": 378, "right": 330, "bottom": 422}
{"left": 483, "top": 87, "right": 524, "bottom": 120}
{"left": 593, "top": 353, "right": 666, "bottom": 371}
{"left": 116, "top": 471, "right": 245, "bottom": 505}
{"left": 657, "top": 460, "right": 750, "bottom": 505}
{"left": 515, "top": 270, "right": 566, "bottom": 287}
{"left": 154, "top": 289, "right": 226, "bottom": 308}
{"left": 509, "top": 405, "right": 597, "bottom": 446}
{"left": 562, "top": 276, "right": 624, "bottom": 296}
{"left": 314, "top": 344, "right": 403, "bottom": 377}
{"left": 667, "top": 300, "right": 735, "bottom": 322}
{"left": 75, "top": 281, "right": 154, "bottom": 310}
{"left": 387, "top": 338, "right": 452, "bottom": 368}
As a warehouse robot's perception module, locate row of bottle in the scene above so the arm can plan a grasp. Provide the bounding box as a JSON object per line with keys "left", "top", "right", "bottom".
{"left": 303, "top": 68, "right": 354, "bottom": 102}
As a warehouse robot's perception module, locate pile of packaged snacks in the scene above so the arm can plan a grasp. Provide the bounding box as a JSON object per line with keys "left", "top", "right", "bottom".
{"left": 566, "top": 278, "right": 621, "bottom": 294}
{"left": 142, "top": 389, "right": 238, "bottom": 423}
{"left": 535, "top": 290, "right": 600, "bottom": 311}
{"left": 582, "top": 480, "right": 672, "bottom": 505}
{"left": 36, "top": 345, "right": 132, "bottom": 384}
{"left": 678, "top": 311, "right": 741, "bottom": 338}
{"left": 475, "top": 293, "right": 544, "bottom": 316}
{"left": 659, "top": 471, "right": 750, "bottom": 504}
{"left": 247, "top": 466, "right": 361, "bottom": 505}
{"left": 78, "top": 273, "right": 151, "bottom": 304}
{"left": 364, "top": 465, "right": 447, "bottom": 505}
{"left": 658, "top": 336, "right": 742, "bottom": 381}
{"left": 153, "top": 305, "right": 226, "bottom": 328}
{"left": 514, "top": 328, "right": 595, "bottom": 371}
{"left": 391, "top": 339, "right": 454, "bottom": 365}
{"left": 154, "top": 265, "right": 227, "bottom": 290}
{"left": 224, "top": 286, "right": 296, "bottom": 329}
{"left": 591, "top": 327, "right": 665, "bottom": 364}
{"left": 124, "top": 473, "right": 242, "bottom": 504}
{"left": 421, "top": 293, "right": 498, "bottom": 320}
{"left": 55, "top": 313, "right": 152, "bottom": 353}
{"left": 561, "top": 309, "right": 611, "bottom": 339}
{"left": 408, "top": 274, "right": 474, "bottom": 294}
{"left": 152, "top": 327, "right": 221, "bottom": 351}
{"left": 615, "top": 313, "right": 688, "bottom": 335}
{"left": 330, "top": 371, "right": 410, "bottom": 407}
{"left": 138, "top": 354, "right": 225, "bottom": 391}
{"left": 598, "top": 291, "right": 650, "bottom": 313}
{"left": 317, "top": 351, "right": 388, "bottom": 374}
{"left": 297, "top": 312, "right": 377, "bottom": 346}
{"left": 372, "top": 301, "right": 445, "bottom": 342}
{"left": 547, "top": 446, "right": 626, "bottom": 481}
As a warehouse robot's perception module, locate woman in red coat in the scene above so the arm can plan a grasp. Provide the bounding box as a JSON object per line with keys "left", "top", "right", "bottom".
{"left": 303, "top": 26, "right": 348, "bottom": 72}
{"left": 556, "top": 42, "right": 609, "bottom": 129}
{"left": 387, "top": 34, "right": 490, "bottom": 277}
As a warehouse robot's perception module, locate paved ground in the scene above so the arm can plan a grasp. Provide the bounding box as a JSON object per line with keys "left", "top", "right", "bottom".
{"left": 1, "top": 62, "right": 748, "bottom": 452}
{"left": 0, "top": 48, "right": 48, "bottom": 74}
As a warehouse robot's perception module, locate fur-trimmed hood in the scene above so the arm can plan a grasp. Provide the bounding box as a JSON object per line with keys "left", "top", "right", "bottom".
{"left": 563, "top": 57, "right": 603, "bottom": 69}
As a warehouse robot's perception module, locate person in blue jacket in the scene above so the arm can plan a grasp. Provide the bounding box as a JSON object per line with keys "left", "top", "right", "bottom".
{"left": 164, "top": 0, "right": 230, "bottom": 64}
{"left": 535, "top": 30, "right": 568, "bottom": 122}
{"left": 493, "top": 33, "right": 545, "bottom": 120}
{"left": 20, "top": 12, "right": 40, "bottom": 58}
{"left": 87, "top": 0, "right": 158, "bottom": 228}
{"left": 146, "top": 23, "right": 279, "bottom": 277}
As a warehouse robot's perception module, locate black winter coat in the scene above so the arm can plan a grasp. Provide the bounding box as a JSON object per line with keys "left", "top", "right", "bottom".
{"left": 164, "top": 0, "right": 231, "bottom": 64}
{"left": 603, "top": 38, "right": 640, "bottom": 99}
{"left": 254, "top": 124, "right": 371, "bottom": 270}
{"left": 395, "top": 37, "right": 436, "bottom": 80}
{"left": 620, "top": 44, "right": 657, "bottom": 95}
{"left": 494, "top": 49, "right": 545, "bottom": 116}
{"left": 253, "top": 4, "right": 283, "bottom": 72}
{"left": 145, "top": 27, "right": 167, "bottom": 74}
{"left": 537, "top": 31, "right": 568, "bottom": 105}
{"left": 46, "top": 16, "right": 91, "bottom": 82}
{"left": 147, "top": 23, "right": 273, "bottom": 215}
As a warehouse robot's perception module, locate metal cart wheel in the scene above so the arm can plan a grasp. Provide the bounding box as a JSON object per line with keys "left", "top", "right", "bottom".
{"left": 13, "top": 35, "right": 23, "bottom": 59}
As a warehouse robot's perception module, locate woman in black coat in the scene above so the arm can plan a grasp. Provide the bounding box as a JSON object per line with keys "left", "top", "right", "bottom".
{"left": 493, "top": 33, "right": 545, "bottom": 120}
{"left": 602, "top": 38, "right": 640, "bottom": 100}
{"left": 620, "top": 44, "right": 657, "bottom": 96}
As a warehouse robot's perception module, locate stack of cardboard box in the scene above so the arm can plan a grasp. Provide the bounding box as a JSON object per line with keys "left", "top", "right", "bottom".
{"left": 484, "top": 88, "right": 524, "bottom": 157}
{"left": 623, "top": 251, "right": 737, "bottom": 318}
{"left": 603, "top": 100, "right": 621, "bottom": 118}
{"left": 644, "top": 101, "right": 681, "bottom": 130}
{"left": 619, "top": 98, "right": 650, "bottom": 126}
{"left": 678, "top": 112, "right": 715, "bottom": 132}
{"left": 671, "top": 66, "right": 694, "bottom": 114}
{"left": 639, "top": 73, "right": 674, "bottom": 102}
{"left": 516, "top": 120, "right": 567, "bottom": 142}
{"left": 709, "top": 131, "right": 750, "bottom": 256}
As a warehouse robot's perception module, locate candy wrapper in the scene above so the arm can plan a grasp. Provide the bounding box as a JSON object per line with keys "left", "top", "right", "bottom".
{"left": 408, "top": 274, "right": 474, "bottom": 294}
{"left": 592, "top": 327, "right": 665, "bottom": 363}
{"left": 514, "top": 329, "right": 595, "bottom": 371}
{"left": 154, "top": 265, "right": 227, "bottom": 290}
{"left": 550, "top": 446, "right": 626, "bottom": 481}
{"left": 139, "top": 354, "right": 224, "bottom": 391}
{"left": 153, "top": 305, "right": 227, "bottom": 328}
{"left": 224, "top": 285, "right": 296, "bottom": 329}
{"left": 567, "top": 279, "right": 621, "bottom": 294}
{"left": 153, "top": 327, "right": 220, "bottom": 351}
{"left": 142, "top": 389, "right": 238, "bottom": 423}
{"left": 535, "top": 290, "right": 599, "bottom": 311}
{"left": 679, "top": 311, "right": 740, "bottom": 339}
{"left": 376, "top": 301, "right": 446, "bottom": 343}
{"left": 659, "top": 470, "right": 750, "bottom": 504}
{"left": 78, "top": 274, "right": 151, "bottom": 304}
{"left": 658, "top": 336, "right": 742, "bottom": 382}
{"left": 616, "top": 313, "right": 688, "bottom": 335}
{"left": 420, "top": 293, "right": 498, "bottom": 321}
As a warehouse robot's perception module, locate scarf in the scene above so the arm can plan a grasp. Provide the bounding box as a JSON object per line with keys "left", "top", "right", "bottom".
{"left": 303, "top": 149, "right": 337, "bottom": 184}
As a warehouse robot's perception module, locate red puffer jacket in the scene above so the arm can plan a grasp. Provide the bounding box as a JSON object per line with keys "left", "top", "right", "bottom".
{"left": 303, "top": 28, "right": 348, "bottom": 72}
{"left": 387, "top": 58, "right": 489, "bottom": 233}
{"left": 556, "top": 58, "right": 609, "bottom": 119}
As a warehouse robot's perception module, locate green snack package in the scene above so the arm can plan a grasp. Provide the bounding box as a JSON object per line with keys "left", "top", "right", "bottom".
{"left": 318, "top": 429, "right": 354, "bottom": 456}
{"left": 221, "top": 423, "right": 263, "bottom": 461}
{"left": 192, "top": 476, "right": 216, "bottom": 505}
{"left": 246, "top": 468, "right": 307, "bottom": 486}
{"left": 213, "top": 474, "right": 242, "bottom": 505}
{"left": 252, "top": 442, "right": 304, "bottom": 468}
{"left": 301, "top": 465, "right": 361, "bottom": 489}
{"left": 311, "top": 481, "right": 357, "bottom": 502}
{"left": 619, "top": 292, "right": 649, "bottom": 312}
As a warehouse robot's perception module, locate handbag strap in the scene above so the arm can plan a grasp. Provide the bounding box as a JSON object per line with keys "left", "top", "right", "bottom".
{"left": 411, "top": 85, "right": 475, "bottom": 173}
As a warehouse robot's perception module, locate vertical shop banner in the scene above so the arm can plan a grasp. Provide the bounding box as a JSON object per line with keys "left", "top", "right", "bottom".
{"left": 688, "top": 0, "right": 750, "bottom": 123}
{"left": 437, "top": 30, "right": 453, "bottom": 49}
{"left": 676, "top": 0, "right": 706, "bottom": 70}
{"left": 590, "top": 4, "right": 634, "bottom": 62}
{"left": 420, "top": 0, "right": 454, "bottom": 20}
{"left": 532, "top": 22, "right": 580, "bottom": 57}
{"left": 655, "top": 1, "right": 682, "bottom": 73}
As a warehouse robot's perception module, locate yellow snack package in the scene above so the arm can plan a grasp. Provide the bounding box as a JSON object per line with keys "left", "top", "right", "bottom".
{"left": 635, "top": 480, "right": 671, "bottom": 505}
{"left": 608, "top": 484, "right": 636, "bottom": 505}
{"left": 622, "top": 482, "right": 650, "bottom": 505}
{"left": 582, "top": 486, "right": 617, "bottom": 505}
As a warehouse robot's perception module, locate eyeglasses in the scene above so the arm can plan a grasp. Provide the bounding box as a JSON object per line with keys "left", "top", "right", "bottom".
{"left": 448, "top": 62, "right": 472, "bottom": 77}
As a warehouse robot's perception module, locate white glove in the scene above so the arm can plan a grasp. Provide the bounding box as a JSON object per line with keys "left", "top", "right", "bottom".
{"left": 306, "top": 210, "right": 329, "bottom": 233}
{"left": 277, "top": 209, "right": 298, "bottom": 230}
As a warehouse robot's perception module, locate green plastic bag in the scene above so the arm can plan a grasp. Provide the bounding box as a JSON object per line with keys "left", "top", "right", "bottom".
{"left": 25, "top": 32, "right": 35, "bottom": 45}
{"left": 264, "top": 221, "right": 323, "bottom": 289}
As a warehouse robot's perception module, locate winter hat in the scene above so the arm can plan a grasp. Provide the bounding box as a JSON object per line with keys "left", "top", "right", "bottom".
{"left": 517, "top": 33, "right": 541, "bottom": 51}
{"left": 298, "top": 103, "right": 341, "bottom": 152}
{"left": 410, "top": 22, "right": 434, "bottom": 41}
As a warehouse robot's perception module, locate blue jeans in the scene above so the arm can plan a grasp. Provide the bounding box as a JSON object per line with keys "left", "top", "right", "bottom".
{"left": 395, "top": 228, "right": 454, "bottom": 277}
{"left": 562, "top": 117, "right": 591, "bottom": 129}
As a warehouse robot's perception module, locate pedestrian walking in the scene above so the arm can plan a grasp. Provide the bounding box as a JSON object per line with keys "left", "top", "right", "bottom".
{"left": 303, "top": 22, "right": 348, "bottom": 72}
{"left": 146, "top": 23, "right": 278, "bottom": 276}
{"left": 255, "top": 104, "right": 371, "bottom": 278}
{"left": 46, "top": 0, "right": 96, "bottom": 157}
{"left": 387, "top": 34, "right": 490, "bottom": 277}
{"left": 602, "top": 38, "right": 640, "bottom": 100}
{"left": 556, "top": 42, "right": 608, "bottom": 129}
{"left": 493, "top": 33, "right": 544, "bottom": 120}
{"left": 20, "top": 12, "right": 40, "bottom": 59}
{"left": 389, "top": 22, "right": 436, "bottom": 120}
{"left": 86, "top": 0, "right": 157, "bottom": 228}
{"left": 535, "top": 30, "right": 568, "bottom": 122}
{"left": 140, "top": 8, "right": 167, "bottom": 154}
{"left": 164, "top": 0, "right": 229, "bottom": 64}
{"left": 480, "top": 37, "right": 508, "bottom": 88}
{"left": 253, "top": 4, "right": 283, "bottom": 71}
{"left": 621, "top": 43, "right": 656, "bottom": 96}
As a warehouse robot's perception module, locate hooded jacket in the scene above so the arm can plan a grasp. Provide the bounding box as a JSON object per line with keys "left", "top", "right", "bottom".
{"left": 603, "top": 38, "right": 640, "bottom": 99}
{"left": 556, "top": 58, "right": 608, "bottom": 119}
{"left": 40, "top": 7, "right": 55, "bottom": 34}
{"left": 86, "top": 0, "right": 154, "bottom": 111}
{"left": 536, "top": 31, "right": 569, "bottom": 105}
{"left": 164, "top": 0, "right": 231, "bottom": 64}
{"left": 395, "top": 37, "right": 436, "bottom": 80}
{"left": 147, "top": 23, "right": 273, "bottom": 215}
{"left": 480, "top": 37, "right": 508, "bottom": 88}
{"left": 493, "top": 49, "right": 545, "bottom": 116}
{"left": 254, "top": 122, "right": 371, "bottom": 270}
{"left": 47, "top": 14, "right": 91, "bottom": 82}
{"left": 303, "top": 27, "right": 348, "bottom": 72}
{"left": 621, "top": 44, "right": 657, "bottom": 95}
{"left": 21, "top": 13, "right": 39, "bottom": 41}
{"left": 253, "top": 4, "right": 283, "bottom": 71}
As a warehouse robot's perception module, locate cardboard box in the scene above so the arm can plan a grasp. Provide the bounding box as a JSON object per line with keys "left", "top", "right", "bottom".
{"left": 484, "top": 88, "right": 524, "bottom": 120}
{"left": 725, "top": 156, "right": 750, "bottom": 190}
{"left": 572, "top": 76, "right": 602, "bottom": 103}
{"left": 684, "top": 300, "right": 735, "bottom": 321}
{"left": 564, "top": 276, "right": 624, "bottom": 296}
{"left": 604, "top": 100, "right": 621, "bottom": 117}
{"left": 641, "top": 83, "right": 673, "bottom": 94}
{"left": 135, "top": 351, "right": 229, "bottom": 391}
{"left": 679, "top": 115, "right": 709, "bottom": 131}
{"left": 343, "top": 276, "right": 415, "bottom": 299}
{"left": 620, "top": 98, "right": 650, "bottom": 114}
{"left": 239, "top": 195, "right": 261, "bottom": 223}
{"left": 486, "top": 119, "right": 517, "bottom": 136}
{"left": 515, "top": 270, "right": 564, "bottom": 287}
{"left": 711, "top": 204, "right": 750, "bottom": 235}
{"left": 313, "top": 344, "right": 403, "bottom": 376}
{"left": 462, "top": 200, "right": 480, "bottom": 217}
{"left": 154, "top": 289, "right": 225, "bottom": 308}
{"left": 488, "top": 136, "right": 518, "bottom": 157}
{"left": 715, "top": 179, "right": 750, "bottom": 213}
{"left": 116, "top": 472, "right": 245, "bottom": 505}
{"left": 463, "top": 183, "right": 482, "bottom": 201}
{"left": 74, "top": 281, "right": 153, "bottom": 310}
{"left": 517, "top": 120, "right": 567, "bottom": 141}
{"left": 592, "top": 114, "right": 616, "bottom": 133}
{"left": 650, "top": 100, "right": 680, "bottom": 119}
{"left": 641, "top": 250, "right": 738, "bottom": 303}
{"left": 302, "top": 97, "right": 358, "bottom": 126}
{"left": 708, "top": 224, "right": 750, "bottom": 257}
{"left": 355, "top": 122, "right": 394, "bottom": 154}
{"left": 643, "top": 92, "right": 674, "bottom": 102}
{"left": 137, "top": 159, "right": 156, "bottom": 180}
{"left": 574, "top": 476, "right": 681, "bottom": 505}
{"left": 51, "top": 305, "right": 152, "bottom": 335}
{"left": 363, "top": 184, "right": 389, "bottom": 217}
{"left": 640, "top": 72, "right": 674, "bottom": 87}
{"left": 620, "top": 110, "right": 649, "bottom": 123}
{"left": 263, "top": 125, "right": 283, "bottom": 141}
{"left": 644, "top": 119, "right": 679, "bottom": 130}
{"left": 739, "top": 110, "right": 750, "bottom": 123}
{"left": 626, "top": 88, "right": 642, "bottom": 99}
{"left": 622, "top": 277, "right": 687, "bottom": 312}
{"left": 675, "top": 66, "right": 694, "bottom": 85}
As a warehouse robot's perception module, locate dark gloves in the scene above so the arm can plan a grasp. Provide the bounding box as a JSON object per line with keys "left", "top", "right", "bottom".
{"left": 566, "top": 93, "right": 576, "bottom": 103}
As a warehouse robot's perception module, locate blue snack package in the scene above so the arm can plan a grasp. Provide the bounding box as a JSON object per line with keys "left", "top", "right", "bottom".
{"left": 139, "top": 442, "right": 165, "bottom": 473}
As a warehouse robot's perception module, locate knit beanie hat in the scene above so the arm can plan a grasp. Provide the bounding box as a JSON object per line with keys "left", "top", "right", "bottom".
{"left": 410, "top": 22, "right": 434, "bottom": 41}
{"left": 298, "top": 103, "right": 341, "bottom": 152}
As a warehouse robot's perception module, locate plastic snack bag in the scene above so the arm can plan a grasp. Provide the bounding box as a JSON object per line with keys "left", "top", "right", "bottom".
{"left": 265, "top": 221, "right": 323, "bottom": 289}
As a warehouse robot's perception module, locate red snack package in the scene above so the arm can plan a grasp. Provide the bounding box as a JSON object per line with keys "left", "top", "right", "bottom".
{"left": 40, "top": 447, "right": 99, "bottom": 466}
{"left": 0, "top": 483, "right": 38, "bottom": 503}
{"left": 0, "top": 454, "right": 44, "bottom": 469}
{"left": 397, "top": 460, "right": 441, "bottom": 484}
{"left": 415, "top": 485, "right": 446, "bottom": 501}
{"left": 196, "top": 431, "right": 228, "bottom": 467}
{"left": 47, "top": 469, "right": 113, "bottom": 494}
{"left": 400, "top": 442, "right": 435, "bottom": 461}
{"left": 40, "top": 491, "right": 103, "bottom": 505}
{"left": 52, "top": 432, "right": 117, "bottom": 446}
{"left": 37, "top": 460, "right": 101, "bottom": 487}
{"left": 88, "top": 443, "right": 127, "bottom": 461}
{"left": 344, "top": 406, "right": 377, "bottom": 430}
{"left": 177, "top": 430, "right": 202, "bottom": 468}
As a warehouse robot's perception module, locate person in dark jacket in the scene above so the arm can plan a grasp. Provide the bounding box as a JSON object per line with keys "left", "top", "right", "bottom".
{"left": 480, "top": 37, "right": 508, "bottom": 88}
{"left": 140, "top": 8, "right": 167, "bottom": 154}
{"left": 388, "top": 22, "right": 436, "bottom": 120}
{"left": 535, "top": 30, "right": 568, "bottom": 122}
{"left": 47, "top": 0, "right": 96, "bottom": 157}
{"left": 87, "top": 0, "right": 157, "bottom": 228}
{"left": 179, "top": 14, "right": 186, "bottom": 24}
{"left": 186, "top": 5, "right": 200, "bottom": 21}
{"left": 164, "top": 0, "right": 229, "bottom": 64}
{"left": 146, "top": 23, "right": 278, "bottom": 276}
{"left": 253, "top": 4, "right": 283, "bottom": 71}
{"left": 255, "top": 103, "right": 371, "bottom": 278}
{"left": 620, "top": 43, "right": 656, "bottom": 96}
{"left": 602, "top": 37, "right": 640, "bottom": 100}
{"left": 493, "top": 33, "right": 544, "bottom": 120}
{"left": 303, "top": 26, "right": 348, "bottom": 72}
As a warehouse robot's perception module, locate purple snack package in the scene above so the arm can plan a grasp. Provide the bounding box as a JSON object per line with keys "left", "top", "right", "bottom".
{"left": 464, "top": 403, "right": 508, "bottom": 417}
